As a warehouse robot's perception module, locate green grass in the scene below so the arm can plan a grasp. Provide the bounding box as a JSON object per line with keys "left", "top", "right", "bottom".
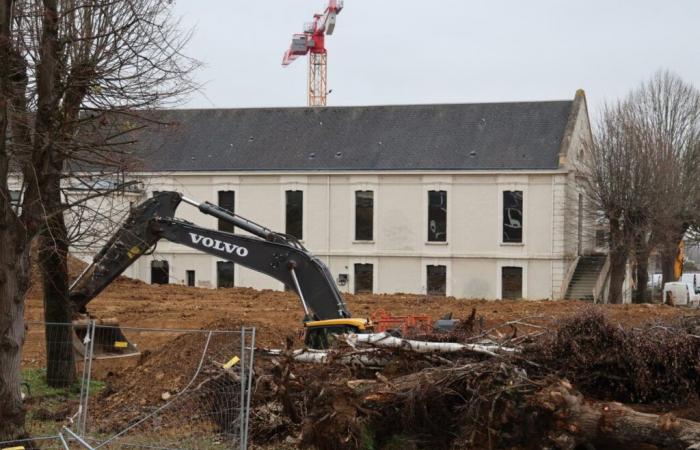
{"left": 22, "top": 367, "right": 105, "bottom": 399}
{"left": 22, "top": 368, "right": 106, "bottom": 436}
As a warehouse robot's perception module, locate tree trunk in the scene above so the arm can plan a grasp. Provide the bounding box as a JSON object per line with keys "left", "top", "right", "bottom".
{"left": 633, "top": 245, "right": 651, "bottom": 303}
{"left": 39, "top": 202, "right": 75, "bottom": 388}
{"left": 531, "top": 381, "right": 700, "bottom": 450}
{"left": 0, "top": 232, "right": 31, "bottom": 441}
{"left": 608, "top": 248, "right": 627, "bottom": 304}
{"left": 608, "top": 218, "right": 628, "bottom": 304}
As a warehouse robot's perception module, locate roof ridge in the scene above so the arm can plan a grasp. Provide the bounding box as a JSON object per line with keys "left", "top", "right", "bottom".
{"left": 160, "top": 99, "right": 574, "bottom": 113}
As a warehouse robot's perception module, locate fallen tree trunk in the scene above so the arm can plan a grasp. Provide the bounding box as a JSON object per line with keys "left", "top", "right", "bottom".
{"left": 298, "top": 361, "right": 700, "bottom": 450}
{"left": 533, "top": 380, "right": 700, "bottom": 450}
{"left": 350, "top": 332, "right": 514, "bottom": 356}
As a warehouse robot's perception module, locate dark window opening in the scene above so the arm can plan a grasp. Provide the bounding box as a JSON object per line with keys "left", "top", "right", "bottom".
{"left": 427, "top": 265, "right": 446, "bottom": 296}
{"left": 428, "top": 191, "right": 447, "bottom": 242}
{"left": 217, "top": 261, "right": 235, "bottom": 288}
{"left": 354, "top": 264, "right": 373, "bottom": 294}
{"left": 355, "top": 191, "right": 374, "bottom": 241}
{"left": 285, "top": 190, "right": 303, "bottom": 239}
{"left": 503, "top": 191, "right": 523, "bottom": 243}
{"left": 218, "top": 190, "right": 235, "bottom": 232}
{"left": 186, "top": 270, "right": 195, "bottom": 287}
{"left": 151, "top": 260, "right": 169, "bottom": 285}
{"left": 10, "top": 190, "right": 21, "bottom": 205}
{"left": 501, "top": 267, "right": 522, "bottom": 299}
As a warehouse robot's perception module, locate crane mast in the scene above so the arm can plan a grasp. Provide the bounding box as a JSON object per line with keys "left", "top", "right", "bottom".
{"left": 282, "top": 0, "right": 343, "bottom": 107}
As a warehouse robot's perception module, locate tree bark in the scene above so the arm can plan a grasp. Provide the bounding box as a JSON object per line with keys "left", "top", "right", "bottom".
{"left": 32, "top": 0, "right": 75, "bottom": 388}
{"left": 633, "top": 244, "right": 651, "bottom": 303}
{"left": 0, "top": 230, "right": 31, "bottom": 441}
{"left": 531, "top": 381, "right": 700, "bottom": 450}
{"left": 39, "top": 200, "right": 76, "bottom": 387}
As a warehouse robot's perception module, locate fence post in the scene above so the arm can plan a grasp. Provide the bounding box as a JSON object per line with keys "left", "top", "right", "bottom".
{"left": 243, "top": 327, "right": 256, "bottom": 450}
{"left": 239, "top": 327, "right": 246, "bottom": 450}
{"left": 78, "top": 320, "right": 96, "bottom": 436}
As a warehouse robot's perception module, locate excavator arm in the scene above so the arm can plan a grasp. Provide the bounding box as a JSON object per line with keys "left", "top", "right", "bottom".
{"left": 69, "top": 191, "right": 351, "bottom": 321}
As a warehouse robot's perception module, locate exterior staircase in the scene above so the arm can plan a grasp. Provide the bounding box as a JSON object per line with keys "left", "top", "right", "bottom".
{"left": 565, "top": 255, "right": 607, "bottom": 301}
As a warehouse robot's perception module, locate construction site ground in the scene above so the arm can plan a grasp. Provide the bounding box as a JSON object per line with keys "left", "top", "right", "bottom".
{"left": 23, "top": 274, "right": 697, "bottom": 355}
{"left": 20, "top": 270, "right": 700, "bottom": 449}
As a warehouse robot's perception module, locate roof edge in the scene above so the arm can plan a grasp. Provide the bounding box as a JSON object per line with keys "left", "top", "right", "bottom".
{"left": 557, "top": 89, "right": 587, "bottom": 167}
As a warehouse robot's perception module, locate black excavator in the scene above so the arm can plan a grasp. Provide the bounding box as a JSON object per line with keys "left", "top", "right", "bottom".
{"left": 69, "top": 191, "right": 370, "bottom": 357}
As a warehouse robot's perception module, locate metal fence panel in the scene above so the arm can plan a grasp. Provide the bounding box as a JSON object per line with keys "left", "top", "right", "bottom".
{"left": 19, "top": 322, "right": 255, "bottom": 450}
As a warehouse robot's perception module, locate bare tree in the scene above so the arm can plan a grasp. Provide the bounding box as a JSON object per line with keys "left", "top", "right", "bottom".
{"left": 629, "top": 71, "right": 700, "bottom": 289}
{"left": 0, "top": 0, "right": 197, "bottom": 440}
{"left": 584, "top": 102, "right": 660, "bottom": 303}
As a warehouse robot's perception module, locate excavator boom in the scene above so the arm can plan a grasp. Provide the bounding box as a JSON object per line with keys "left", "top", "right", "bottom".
{"left": 70, "top": 191, "right": 351, "bottom": 321}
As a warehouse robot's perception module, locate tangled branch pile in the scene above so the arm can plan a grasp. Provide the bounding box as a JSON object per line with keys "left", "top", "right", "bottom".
{"left": 251, "top": 308, "right": 700, "bottom": 450}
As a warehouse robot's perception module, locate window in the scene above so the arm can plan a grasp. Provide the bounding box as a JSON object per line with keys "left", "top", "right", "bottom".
{"left": 285, "top": 190, "right": 303, "bottom": 239}
{"left": 151, "top": 260, "right": 169, "bottom": 285}
{"left": 186, "top": 270, "right": 195, "bottom": 287}
{"left": 355, "top": 191, "right": 374, "bottom": 241}
{"left": 9, "top": 190, "right": 21, "bottom": 212}
{"left": 217, "top": 261, "right": 235, "bottom": 288}
{"left": 427, "top": 265, "right": 446, "bottom": 296}
{"left": 428, "top": 191, "right": 447, "bottom": 242}
{"left": 354, "top": 264, "right": 373, "bottom": 294}
{"left": 218, "top": 190, "right": 235, "bottom": 232}
{"left": 9, "top": 190, "right": 21, "bottom": 205}
{"left": 501, "top": 267, "right": 522, "bottom": 299}
{"left": 503, "top": 191, "right": 523, "bottom": 243}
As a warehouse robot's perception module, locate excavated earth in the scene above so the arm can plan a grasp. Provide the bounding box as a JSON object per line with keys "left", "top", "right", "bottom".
{"left": 21, "top": 261, "right": 700, "bottom": 448}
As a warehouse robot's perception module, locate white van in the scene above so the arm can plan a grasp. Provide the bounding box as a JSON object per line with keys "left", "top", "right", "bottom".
{"left": 662, "top": 282, "right": 700, "bottom": 306}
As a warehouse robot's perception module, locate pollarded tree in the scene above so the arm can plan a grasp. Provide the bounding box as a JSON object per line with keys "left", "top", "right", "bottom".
{"left": 0, "top": 0, "right": 198, "bottom": 440}
{"left": 629, "top": 71, "right": 700, "bottom": 288}
{"left": 584, "top": 101, "right": 661, "bottom": 304}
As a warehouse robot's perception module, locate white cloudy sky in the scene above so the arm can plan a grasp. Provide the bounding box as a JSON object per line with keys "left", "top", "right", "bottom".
{"left": 173, "top": 0, "right": 700, "bottom": 116}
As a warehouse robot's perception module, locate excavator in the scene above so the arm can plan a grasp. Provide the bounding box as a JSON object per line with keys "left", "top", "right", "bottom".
{"left": 69, "top": 191, "right": 371, "bottom": 357}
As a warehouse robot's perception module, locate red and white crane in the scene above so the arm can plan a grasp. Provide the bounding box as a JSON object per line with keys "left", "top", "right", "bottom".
{"left": 282, "top": 0, "right": 344, "bottom": 107}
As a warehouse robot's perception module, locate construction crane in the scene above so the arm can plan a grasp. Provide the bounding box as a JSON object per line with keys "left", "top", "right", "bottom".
{"left": 282, "top": 0, "right": 344, "bottom": 107}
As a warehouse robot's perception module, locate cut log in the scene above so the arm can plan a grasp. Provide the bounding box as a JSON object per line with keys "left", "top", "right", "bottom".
{"left": 351, "top": 332, "right": 515, "bottom": 356}
{"left": 532, "top": 380, "right": 700, "bottom": 450}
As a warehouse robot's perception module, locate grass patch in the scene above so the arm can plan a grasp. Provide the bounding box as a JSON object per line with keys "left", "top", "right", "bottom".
{"left": 22, "top": 367, "right": 105, "bottom": 399}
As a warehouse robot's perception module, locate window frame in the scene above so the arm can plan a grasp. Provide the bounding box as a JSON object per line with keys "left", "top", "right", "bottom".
{"left": 217, "top": 190, "right": 236, "bottom": 233}
{"left": 284, "top": 189, "right": 304, "bottom": 240}
{"left": 216, "top": 260, "right": 235, "bottom": 288}
{"left": 426, "top": 264, "right": 447, "bottom": 296}
{"left": 500, "top": 188, "right": 526, "bottom": 245}
{"left": 496, "top": 261, "right": 527, "bottom": 299}
{"left": 186, "top": 270, "right": 196, "bottom": 287}
{"left": 427, "top": 190, "right": 448, "bottom": 243}
{"left": 353, "top": 263, "right": 374, "bottom": 294}
{"left": 150, "top": 260, "right": 169, "bottom": 285}
{"left": 354, "top": 190, "right": 374, "bottom": 242}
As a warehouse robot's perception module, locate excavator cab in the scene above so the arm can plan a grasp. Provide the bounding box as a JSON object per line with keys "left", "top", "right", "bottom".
{"left": 304, "top": 318, "right": 371, "bottom": 349}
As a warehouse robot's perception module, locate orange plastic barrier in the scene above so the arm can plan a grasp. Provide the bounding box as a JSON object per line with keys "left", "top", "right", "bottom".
{"left": 370, "top": 309, "right": 433, "bottom": 336}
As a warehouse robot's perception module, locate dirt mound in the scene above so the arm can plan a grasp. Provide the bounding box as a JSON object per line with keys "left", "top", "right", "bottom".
{"left": 90, "top": 317, "right": 254, "bottom": 433}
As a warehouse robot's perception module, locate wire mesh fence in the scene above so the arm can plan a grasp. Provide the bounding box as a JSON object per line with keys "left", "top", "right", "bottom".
{"left": 17, "top": 321, "right": 255, "bottom": 449}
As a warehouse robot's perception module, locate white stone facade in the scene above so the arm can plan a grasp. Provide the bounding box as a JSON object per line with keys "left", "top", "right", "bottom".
{"left": 66, "top": 93, "right": 594, "bottom": 300}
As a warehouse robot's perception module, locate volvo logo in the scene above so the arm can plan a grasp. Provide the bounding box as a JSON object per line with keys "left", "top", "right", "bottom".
{"left": 189, "top": 233, "right": 249, "bottom": 257}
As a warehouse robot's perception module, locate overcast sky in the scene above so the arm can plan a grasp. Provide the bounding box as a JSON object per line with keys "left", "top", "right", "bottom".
{"left": 173, "top": 0, "right": 700, "bottom": 117}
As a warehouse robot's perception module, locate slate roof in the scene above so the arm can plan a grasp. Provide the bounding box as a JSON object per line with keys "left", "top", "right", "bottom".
{"left": 127, "top": 99, "right": 575, "bottom": 172}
